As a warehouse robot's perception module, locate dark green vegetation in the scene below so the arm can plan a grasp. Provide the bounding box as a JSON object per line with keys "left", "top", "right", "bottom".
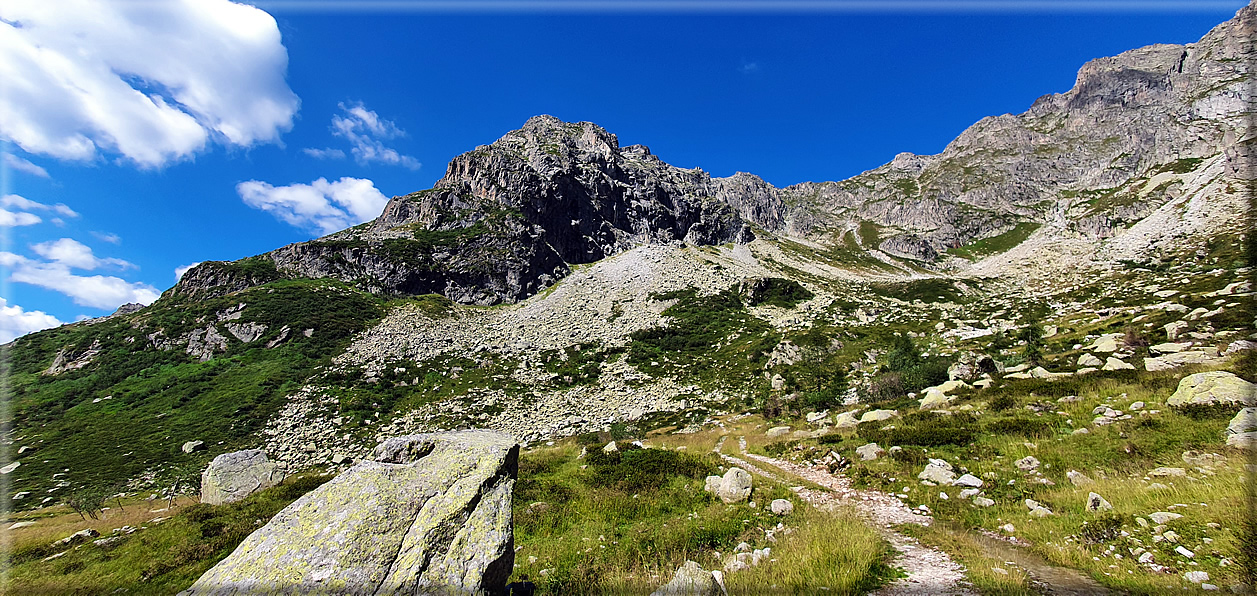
{"left": 946, "top": 222, "right": 1041, "bottom": 260}
{"left": 627, "top": 288, "right": 778, "bottom": 382}
{"left": 742, "top": 277, "right": 814, "bottom": 309}
{"left": 5, "top": 279, "right": 384, "bottom": 506}
{"left": 865, "top": 334, "right": 950, "bottom": 402}
{"left": 7, "top": 475, "right": 329, "bottom": 594}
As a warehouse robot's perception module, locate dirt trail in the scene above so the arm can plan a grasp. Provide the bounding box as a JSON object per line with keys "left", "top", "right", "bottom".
{"left": 720, "top": 437, "right": 1109, "bottom": 596}
{"left": 720, "top": 437, "right": 975, "bottom": 596}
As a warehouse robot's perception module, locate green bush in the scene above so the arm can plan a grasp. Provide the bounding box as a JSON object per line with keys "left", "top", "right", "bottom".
{"left": 585, "top": 448, "right": 716, "bottom": 491}
{"left": 857, "top": 412, "right": 978, "bottom": 447}
{"left": 983, "top": 417, "right": 1053, "bottom": 437}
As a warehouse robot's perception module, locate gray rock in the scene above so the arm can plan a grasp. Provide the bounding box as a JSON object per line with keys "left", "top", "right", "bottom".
{"left": 651, "top": 561, "right": 721, "bottom": 596}
{"left": 952, "top": 474, "right": 983, "bottom": 488}
{"left": 859, "top": 409, "right": 897, "bottom": 423}
{"left": 1168, "top": 372, "right": 1255, "bottom": 407}
{"left": 602, "top": 441, "right": 619, "bottom": 454}
{"left": 919, "top": 459, "right": 956, "bottom": 485}
{"left": 181, "top": 440, "right": 205, "bottom": 454}
{"left": 1149, "top": 511, "right": 1183, "bottom": 524}
{"left": 1067, "top": 470, "right": 1093, "bottom": 487}
{"left": 201, "top": 450, "right": 284, "bottom": 506}
{"left": 1077, "top": 353, "right": 1103, "bottom": 368}
{"left": 766, "top": 426, "right": 791, "bottom": 438}
{"left": 973, "top": 497, "right": 995, "bottom": 507}
{"left": 1227, "top": 407, "right": 1257, "bottom": 450}
{"left": 1015, "top": 455, "right": 1040, "bottom": 472}
{"left": 182, "top": 430, "right": 519, "bottom": 596}
{"left": 855, "top": 443, "right": 885, "bottom": 461}
{"left": 769, "top": 499, "right": 794, "bottom": 515}
{"left": 1086, "top": 492, "right": 1113, "bottom": 512}
{"left": 713, "top": 468, "right": 753, "bottom": 504}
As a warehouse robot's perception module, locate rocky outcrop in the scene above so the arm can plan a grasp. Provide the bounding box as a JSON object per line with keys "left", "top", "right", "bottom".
{"left": 43, "top": 340, "right": 101, "bottom": 375}
{"left": 201, "top": 450, "right": 284, "bottom": 506}
{"left": 651, "top": 560, "right": 724, "bottom": 596}
{"left": 183, "top": 430, "right": 518, "bottom": 596}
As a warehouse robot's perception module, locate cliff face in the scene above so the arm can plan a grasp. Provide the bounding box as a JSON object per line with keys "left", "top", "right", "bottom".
{"left": 178, "top": 116, "right": 758, "bottom": 305}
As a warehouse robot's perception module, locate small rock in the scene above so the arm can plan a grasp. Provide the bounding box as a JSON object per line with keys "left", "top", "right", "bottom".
{"left": 769, "top": 499, "right": 794, "bottom": 516}
{"left": 1149, "top": 512, "right": 1183, "bottom": 524}
{"left": 855, "top": 443, "right": 885, "bottom": 461}
{"left": 1086, "top": 492, "right": 1113, "bottom": 512}
{"left": 952, "top": 474, "right": 983, "bottom": 488}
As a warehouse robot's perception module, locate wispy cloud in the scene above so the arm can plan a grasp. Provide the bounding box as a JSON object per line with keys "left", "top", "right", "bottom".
{"left": 238, "top": 176, "right": 389, "bottom": 235}
{"left": 2, "top": 153, "right": 50, "bottom": 178}
{"left": 303, "top": 102, "right": 421, "bottom": 169}
{"left": 92, "top": 231, "right": 122, "bottom": 244}
{"left": 1, "top": 194, "right": 79, "bottom": 218}
{"left": 740, "top": 61, "right": 761, "bottom": 74}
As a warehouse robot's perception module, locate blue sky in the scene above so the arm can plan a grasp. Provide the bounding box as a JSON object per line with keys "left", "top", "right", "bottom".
{"left": 0, "top": 0, "right": 1245, "bottom": 341}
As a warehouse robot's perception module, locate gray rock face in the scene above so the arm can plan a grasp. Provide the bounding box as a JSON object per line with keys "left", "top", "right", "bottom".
{"left": 182, "top": 430, "right": 519, "bottom": 596}
{"left": 651, "top": 560, "right": 722, "bottom": 596}
{"left": 178, "top": 116, "right": 753, "bottom": 306}
{"left": 201, "top": 450, "right": 284, "bottom": 506}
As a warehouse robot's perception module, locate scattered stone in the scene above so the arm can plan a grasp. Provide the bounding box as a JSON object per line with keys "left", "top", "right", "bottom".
{"left": 0, "top": 462, "right": 20, "bottom": 474}
{"left": 1077, "top": 353, "right": 1103, "bottom": 367}
{"left": 769, "top": 499, "right": 794, "bottom": 516}
{"left": 1175, "top": 546, "right": 1195, "bottom": 559}
{"left": 712, "top": 468, "right": 753, "bottom": 504}
{"left": 1226, "top": 408, "right": 1257, "bottom": 450}
{"left": 651, "top": 560, "right": 722, "bottom": 596}
{"left": 1149, "top": 467, "right": 1187, "bottom": 477}
{"left": 603, "top": 441, "right": 619, "bottom": 453}
{"left": 181, "top": 440, "right": 205, "bottom": 454}
{"left": 919, "top": 459, "right": 956, "bottom": 485}
{"left": 855, "top": 443, "right": 885, "bottom": 461}
{"left": 974, "top": 497, "right": 995, "bottom": 507}
{"left": 952, "top": 474, "right": 983, "bottom": 488}
{"left": 766, "top": 426, "right": 792, "bottom": 438}
{"left": 1165, "top": 321, "right": 1188, "bottom": 341}
{"left": 1067, "top": 470, "right": 1093, "bottom": 487}
{"left": 1102, "top": 357, "right": 1135, "bottom": 371}
{"left": 9, "top": 521, "right": 36, "bottom": 530}
{"left": 1149, "top": 512, "right": 1183, "bottom": 524}
{"left": 1015, "top": 456, "right": 1040, "bottom": 472}
{"left": 859, "top": 409, "right": 896, "bottom": 423}
{"left": 1086, "top": 492, "right": 1113, "bottom": 512}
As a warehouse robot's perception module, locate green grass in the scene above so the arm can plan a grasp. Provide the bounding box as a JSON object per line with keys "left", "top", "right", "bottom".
{"left": 948, "top": 223, "right": 1041, "bottom": 260}
{"left": 4, "top": 278, "right": 385, "bottom": 506}
{"left": 6, "top": 475, "right": 330, "bottom": 594}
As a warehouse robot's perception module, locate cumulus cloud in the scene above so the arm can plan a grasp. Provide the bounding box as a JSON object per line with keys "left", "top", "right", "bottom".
{"left": 304, "top": 102, "right": 421, "bottom": 169}
{"left": 0, "top": 209, "right": 41, "bottom": 226}
{"left": 174, "top": 261, "right": 202, "bottom": 282}
{"left": 0, "top": 297, "right": 62, "bottom": 343}
{"left": 0, "top": 0, "right": 299, "bottom": 168}
{"left": 2, "top": 193, "right": 78, "bottom": 217}
{"left": 1, "top": 243, "right": 158, "bottom": 310}
{"left": 3, "top": 152, "right": 50, "bottom": 178}
{"left": 31, "top": 237, "right": 133, "bottom": 269}
{"left": 238, "top": 176, "right": 389, "bottom": 235}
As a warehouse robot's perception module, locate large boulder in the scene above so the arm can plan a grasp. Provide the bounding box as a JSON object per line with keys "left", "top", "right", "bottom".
{"left": 201, "top": 450, "right": 284, "bottom": 506}
{"left": 708, "top": 467, "right": 753, "bottom": 504}
{"left": 1167, "top": 372, "right": 1256, "bottom": 407}
{"left": 651, "top": 560, "right": 722, "bottom": 596}
{"left": 182, "top": 430, "right": 519, "bottom": 595}
{"left": 1227, "top": 407, "right": 1257, "bottom": 450}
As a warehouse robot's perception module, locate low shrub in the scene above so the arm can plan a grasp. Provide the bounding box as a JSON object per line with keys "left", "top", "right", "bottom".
{"left": 857, "top": 412, "right": 978, "bottom": 447}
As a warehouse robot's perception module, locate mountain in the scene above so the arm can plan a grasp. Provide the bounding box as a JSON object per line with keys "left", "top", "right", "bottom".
{"left": 3, "top": 3, "right": 1253, "bottom": 508}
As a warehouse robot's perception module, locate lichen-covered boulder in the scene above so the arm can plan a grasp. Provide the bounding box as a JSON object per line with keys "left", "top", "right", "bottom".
{"left": 1168, "top": 371, "right": 1255, "bottom": 407}
{"left": 201, "top": 450, "right": 284, "bottom": 506}
{"left": 182, "top": 430, "right": 519, "bottom": 595}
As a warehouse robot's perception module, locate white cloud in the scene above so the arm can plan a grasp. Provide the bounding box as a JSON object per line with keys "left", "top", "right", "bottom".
{"left": 31, "top": 237, "right": 133, "bottom": 270}
{"left": 2, "top": 152, "right": 50, "bottom": 178}
{"left": 0, "top": 297, "right": 62, "bottom": 343}
{"left": 302, "top": 147, "right": 346, "bottom": 160}
{"left": 323, "top": 102, "right": 421, "bottom": 169}
{"left": 0, "top": 209, "right": 41, "bottom": 226}
{"left": 238, "top": 176, "right": 389, "bottom": 235}
{"left": 92, "top": 231, "right": 121, "bottom": 244}
{"left": 174, "top": 261, "right": 201, "bottom": 281}
{"left": 0, "top": 0, "right": 299, "bottom": 168}
{"left": 2, "top": 194, "right": 78, "bottom": 217}
{"left": 1, "top": 242, "right": 157, "bottom": 310}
